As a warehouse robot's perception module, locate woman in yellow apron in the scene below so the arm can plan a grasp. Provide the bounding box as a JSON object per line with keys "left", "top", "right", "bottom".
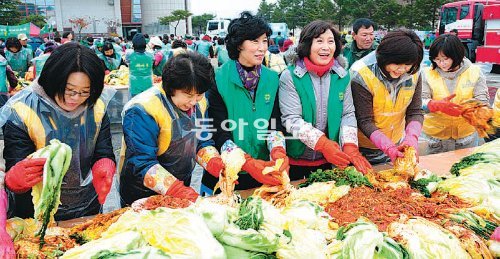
{"left": 422, "top": 34, "right": 489, "bottom": 153}
{"left": 350, "top": 29, "right": 424, "bottom": 164}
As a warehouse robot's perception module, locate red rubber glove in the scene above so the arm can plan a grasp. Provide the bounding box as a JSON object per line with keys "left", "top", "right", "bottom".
{"left": 343, "top": 143, "right": 372, "bottom": 174}
{"left": 270, "top": 146, "right": 290, "bottom": 175}
{"left": 314, "top": 136, "right": 350, "bottom": 168}
{"left": 369, "top": 130, "right": 404, "bottom": 162}
{"left": 0, "top": 189, "right": 15, "bottom": 259}
{"left": 165, "top": 180, "right": 198, "bottom": 202}
{"left": 206, "top": 157, "right": 225, "bottom": 178}
{"left": 242, "top": 154, "right": 281, "bottom": 186}
{"left": 92, "top": 158, "right": 116, "bottom": 205}
{"left": 427, "top": 94, "right": 463, "bottom": 117}
{"left": 5, "top": 158, "right": 46, "bottom": 193}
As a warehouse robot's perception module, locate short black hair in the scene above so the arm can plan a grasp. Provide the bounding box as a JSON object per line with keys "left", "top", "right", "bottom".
{"left": 172, "top": 39, "right": 186, "bottom": 49}
{"left": 102, "top": 42, "right": 114, "bottom": 53}
{"left": 376, "top": 29, "right": 423, "bottom": 76}
{"left": 297, "top": 20, "right": 342, "bottom": 60}
{"left": 38, "top": 43, "right": 105, "bottom": 107}
{"left": 162, "top": 52, "right": 215, "bottom": 96}
{"left": 5, "top": 37, "right": 21, "bottom": 51}
{"left": 217, "top": 37, "right": 224, "bottom": 45}
{"left": 429, "top": 34, "right": 465, "bottom": 70}
{"left": 225, "top": 11, "right": 272, "bottom": 60}
{"left": 62, "top": 31, "right": 72, "bottom": 38}
{"left": 54, "top": 37, "right": 61, "bottom": 43}
{"left": 450, "top": 29, "right": 458, "bottom": 33}
{"left": 352, "top": 18, "right": 376, "bottom": 34}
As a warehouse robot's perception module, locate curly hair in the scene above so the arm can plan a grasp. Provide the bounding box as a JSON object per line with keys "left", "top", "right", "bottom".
{"left": 376, "top": 29, "right": 423, "bottom": 76}
{"left": 225, "top": 11, "right": 272, "bottom": 60}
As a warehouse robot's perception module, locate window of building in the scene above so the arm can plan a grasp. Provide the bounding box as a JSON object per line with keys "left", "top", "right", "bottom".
{"left": 18, "top": 0, "right": 56, "bottom": 21}
{"left": 132, "top": 0, "right": 142, "bottom": 23}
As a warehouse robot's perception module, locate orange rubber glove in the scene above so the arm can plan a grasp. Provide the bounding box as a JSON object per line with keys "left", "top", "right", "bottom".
{"left": 5, "top": 158, "right": 46, "bottom": 193}
{"left": 92, "top": 158, "right": 116, "bottom": 205}
{"left": 314, "top": 136, "right": 350, "bottom": 168}
{"left": 206, "top": 157, "right": 225, "bottom": 178}
{"left": 165, "top": 180, "right": 199, "bottom": 202}
{"left": 270, "top": 146, "right": 290, "bottom": 174}
{"left": 242, "top": 154, "right": 281, "bottom": 186}
{"left": 343, "top": 143, "right": 372, "bottom": 174}
{"left": 427, "top": 94, "right": 463, "bottom": 117}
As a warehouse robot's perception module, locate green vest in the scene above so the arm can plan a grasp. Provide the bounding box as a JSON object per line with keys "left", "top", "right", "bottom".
{"left": 0, "top": 58, "right": 7, "bottom": 93}
{"left": 216, "top": 60, "right": 279, "bottom": 161}
{"left": 33, "top": 54, "right": 50, "bottom": 78}
{"left": 129, "top": 52, "right": 153, "bottom": 96}
{"left": 342, "top": 41, "right": 378, "bottom": 69}
{"left": 98, "top": 52, "right": 122, "bottom": 71}
{"left": 152, "top": 49, "right": 167, "bottom": 76}
{"left": 286, "top": 66, "right": 349, "bottom": 158}
{"left": 5, "top": 48, "right": 31, "bottom": 77}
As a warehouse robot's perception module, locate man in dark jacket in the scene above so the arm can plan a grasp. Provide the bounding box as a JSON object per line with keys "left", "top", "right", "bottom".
{"left": 342, "top": 18, "right": 378, "bottom": 69}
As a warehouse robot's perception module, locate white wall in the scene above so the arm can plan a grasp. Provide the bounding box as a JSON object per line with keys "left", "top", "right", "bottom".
{"left": 55, "top": 0, "right": 123, "bottom": 36}
{"left": 141, "top": 0, "right": 192, "bottom": 36}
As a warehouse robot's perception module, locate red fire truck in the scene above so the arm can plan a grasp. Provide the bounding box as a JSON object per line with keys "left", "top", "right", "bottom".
{"left": 437, "top": 0, "right": 500, "bottom": 70}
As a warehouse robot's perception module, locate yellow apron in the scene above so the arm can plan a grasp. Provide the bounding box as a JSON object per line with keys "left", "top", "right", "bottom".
{"left": 355, "top": 64, "right": 418, "bottom": 149}
{"left": 422, "top": 66, "right": 478, "bottom": 140}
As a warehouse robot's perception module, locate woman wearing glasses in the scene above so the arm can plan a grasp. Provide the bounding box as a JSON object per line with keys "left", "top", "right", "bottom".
{"left": 421, "top": 34, "right": 489, "bottom": 153}
{"left": 0, "top": 43, "right": 116, "bottom": 220}
{"left": 350, "top": 29, "right": 424, "bottom": 164}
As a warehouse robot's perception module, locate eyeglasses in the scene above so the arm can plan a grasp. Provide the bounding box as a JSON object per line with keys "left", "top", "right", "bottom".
{"left": 433, "top": 58, "right": 451, "bottom": 64}
{"left": 65, "top": 89, "right": 90, "bottom": 97}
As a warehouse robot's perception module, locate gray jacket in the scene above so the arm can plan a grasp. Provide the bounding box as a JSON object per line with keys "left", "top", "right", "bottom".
{"left": 279, "top": 56, "right": 358, "bottom": 161}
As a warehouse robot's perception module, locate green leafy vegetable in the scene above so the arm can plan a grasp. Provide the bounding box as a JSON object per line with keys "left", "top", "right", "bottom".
{"left": 235, "top": 197, "right": 264, "bottom": 231}
{"left": 335, "top": 219, "right": 409, "bottom": 259}
{"left": 31, "top": 139, "right": 72, "bottom": 248}
{"left": 450, "top": 152, "right": 497, "bottom": 176}
{"left": 299, "top": 167, "right": 373, "bottom": 188}
{"left": 410, "top": 170, "right": 441, "bottom": 197}
{"left": 448, "top": 211, "right": 498, "bottom": 239}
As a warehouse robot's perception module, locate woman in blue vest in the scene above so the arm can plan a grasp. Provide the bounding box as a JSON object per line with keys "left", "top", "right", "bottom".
{"left": 202, "top": 12, "right": 289, "bottom": 192}
{"left": 120, "top": 51, "right": 225, "bottom": 205}
{"left": 0, "top": 43, "right": 116, "bottom": 220}
{"left": 279, "top": 20, "right": 372, "bottom": 176}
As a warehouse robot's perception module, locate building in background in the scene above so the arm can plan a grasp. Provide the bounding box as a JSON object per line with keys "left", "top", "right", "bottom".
{"left": 17, "top": 0, "right": 192, "bottom": 39}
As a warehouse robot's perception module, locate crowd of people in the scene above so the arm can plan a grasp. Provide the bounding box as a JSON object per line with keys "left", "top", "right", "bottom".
{"left": 0, "top": 12, "right": 498, "bottom": 257}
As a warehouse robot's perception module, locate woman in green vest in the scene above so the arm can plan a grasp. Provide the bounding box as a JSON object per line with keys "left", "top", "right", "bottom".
{"left": 129, "top": 33, "right": 153, "bottom": 97}
{"left": 279, "top": 20, "right": 372, "bottom": 177}
{"left": 30, "top": 42, "right": 56, "bottom": 79}
{"left": 4, "top": 37, "right": 32, "bottom": 78}
{"left": 422, "top": 34, "right": 489, "bottom": 154}
{"left": 98, "top": 42, "right": 124, "bottom": 73}
{"left": 202, "top": 12, "right": 289, "bottom": 192}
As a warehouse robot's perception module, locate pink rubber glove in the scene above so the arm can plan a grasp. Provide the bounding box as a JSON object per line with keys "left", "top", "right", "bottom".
{"left": 369, "top": 130, "right": 404, "bottom": 163}
{"left": 154, "top": 52, "right": 164, "bottom": 66}
{"left": 399, "top": 121, "right": 422, "bottom": 156}
{"left": 0, "top": 189, "right": 15, "bottom": 259}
